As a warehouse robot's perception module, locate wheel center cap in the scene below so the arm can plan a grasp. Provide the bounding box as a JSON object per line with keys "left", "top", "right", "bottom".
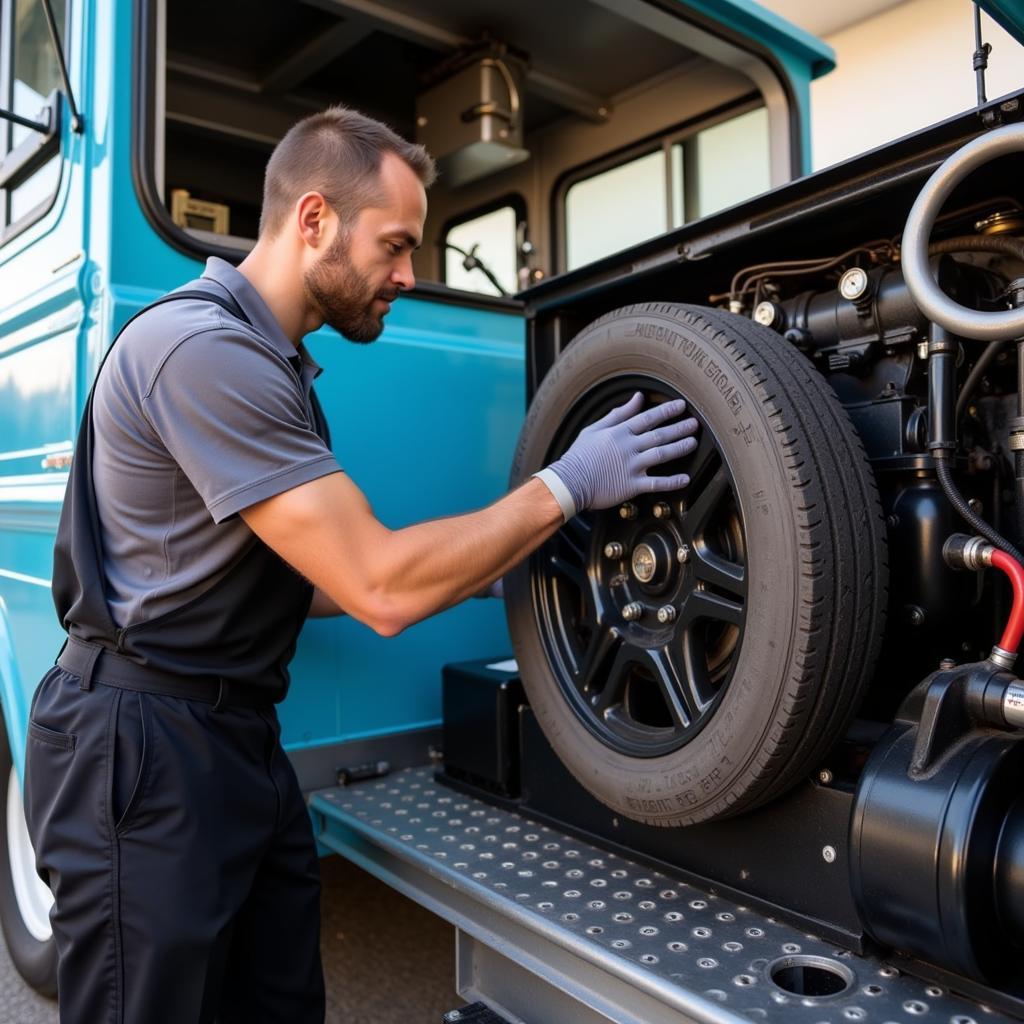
{"left": 631, "top": 543, "right": 658, "bottom": 583}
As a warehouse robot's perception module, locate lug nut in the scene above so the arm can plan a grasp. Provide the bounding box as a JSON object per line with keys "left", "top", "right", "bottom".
{"left": 622, "top": 602, "right": 643, "bottom": 621}
{"left": 677, "top": 545, "right": 690, "bottom": 564}
{"left": 652, "top": 502, "right": 672, "bottom": 519}
{"left": 604, "top": 542, "right": 624, "bottom": 559}
{"left": 656, "top": 605, "right": 676, "bottom": 624}
{"left": 619, "top": 503, "right": 638, "bottom": 520}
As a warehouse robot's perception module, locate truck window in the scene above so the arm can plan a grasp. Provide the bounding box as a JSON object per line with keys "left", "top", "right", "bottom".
{"left": 562, "top": 102, "right": 770, "bottom": 272}
{"left": 565, "top": 150, "right": 666, "bottom": 271}
{"left": 674, "top": 105, "right": 770, "bottom": 221}
{"left": 0, "top": 0, "right": 66, "bottom": 237}
{"left": 443, "top": 201, "right": 522, "bottom": 297}
{"left": 143, "top": 2, "right": 791, "bottom": 293}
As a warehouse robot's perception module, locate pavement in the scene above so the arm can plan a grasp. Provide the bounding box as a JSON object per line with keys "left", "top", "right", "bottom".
{"left": 0, "top": 855, "right": 460, "bottom": 1024}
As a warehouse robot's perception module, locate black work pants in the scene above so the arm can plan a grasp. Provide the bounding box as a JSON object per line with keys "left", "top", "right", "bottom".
{"left": 24, "top": 667, "right": 325, "bottom": 1024}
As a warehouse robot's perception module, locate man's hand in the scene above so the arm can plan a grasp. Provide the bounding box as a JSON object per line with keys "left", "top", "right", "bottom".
{"left": 242, "top": 395, "right": 696, "bottom": 635}
{"left": 537, "top": 393, "right": 698, "bottom": 519}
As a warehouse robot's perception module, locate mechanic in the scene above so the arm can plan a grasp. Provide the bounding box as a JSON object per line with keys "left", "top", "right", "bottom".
{"left": 24, "top": 106, "right": 699, "bottom": 1024}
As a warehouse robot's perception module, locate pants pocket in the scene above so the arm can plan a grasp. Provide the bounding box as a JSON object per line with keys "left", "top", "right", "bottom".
{"left": 28, "top": 721, "right": 76, "bottom": 751}
{"left": 111, "top": 691, "right": 150, "bottom": 835}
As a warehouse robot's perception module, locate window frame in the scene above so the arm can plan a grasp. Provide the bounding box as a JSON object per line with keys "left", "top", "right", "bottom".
{"left": 131, "top": 0, "right": 522, "bottom": 312}
{"left": 552, "top": 92, "right": 764, "bottom": 274}
{"left": 0, "top": 0, "right": 69, "bottom": 248}
{"left": 439, "top": 192, "right": 528, "bottom": 298}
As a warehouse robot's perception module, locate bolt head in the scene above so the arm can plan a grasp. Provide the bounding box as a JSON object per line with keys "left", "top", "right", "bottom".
{"left": 619, "top": 503, "right": 638, "bottom": 520}
{"left": 604, "top": 542, "right": 623, "bottom": 559}
{"left": 677, "top": 545, "right": 690, "bottom": 564}
{"left": 652, "top": 502, "right": 672, "bottom": 519}
{"left": 622, "top": 602, "right": 643, "bottom": 621}
{"left": 656, "top": 605, "right": 677, "bottom": 624}
{"left": 822, "top": 845, "right": 837, "bottom": 864}
{"left": 753, "top": 301, "right": 777, "bottom": 327}
{"left": 818, "top": 769, "right": 833, "bottom": 785}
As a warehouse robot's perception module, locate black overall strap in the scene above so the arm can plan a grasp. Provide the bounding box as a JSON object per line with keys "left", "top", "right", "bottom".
{"left": 58, "top": 290, "right": 252, "bottom": 693}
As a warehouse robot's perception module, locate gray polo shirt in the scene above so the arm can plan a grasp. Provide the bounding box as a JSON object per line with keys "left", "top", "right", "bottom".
{"left": 92, "top": 257, "right": 342, "bottom": 627}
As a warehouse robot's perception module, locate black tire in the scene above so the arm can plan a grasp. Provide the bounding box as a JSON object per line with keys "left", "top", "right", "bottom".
{"left": 0, "top": 715, "right": 57, "bottom": 997}
{"left": 507, "top": 303, "right": 887, "bottom": 826}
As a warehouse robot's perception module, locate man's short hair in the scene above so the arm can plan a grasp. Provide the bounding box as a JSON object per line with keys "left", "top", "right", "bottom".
{"left": 259, "top": 106, "right": 437, "bottom": 238}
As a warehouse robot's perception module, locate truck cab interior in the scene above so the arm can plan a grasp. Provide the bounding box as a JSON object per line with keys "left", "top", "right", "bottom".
{"left": 144, "top": 0, "right": 782, "bottom": 298}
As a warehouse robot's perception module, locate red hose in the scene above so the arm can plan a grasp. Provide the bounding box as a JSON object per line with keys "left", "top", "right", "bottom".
{"left": 991, "top": 549, "right": 1024, "bottom": 653}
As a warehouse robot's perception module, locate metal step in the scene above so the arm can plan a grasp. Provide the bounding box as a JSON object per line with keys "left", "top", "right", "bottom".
{"left": 309, "top": 766, "right": 1011, "bottom": 1024}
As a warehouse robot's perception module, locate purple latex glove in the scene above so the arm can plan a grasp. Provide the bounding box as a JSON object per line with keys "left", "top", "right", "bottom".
{"left": 535, "top": 393, "right": 698, "bottom": 520}
{"left": 474, "top": 578, "right": 505, "bottom": 600}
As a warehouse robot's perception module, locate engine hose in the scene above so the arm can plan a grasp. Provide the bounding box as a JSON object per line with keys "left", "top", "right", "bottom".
{"left": 991, "top": 548, "right": 1024, "bottom": 653}
{"left": 955, "top": 338, "right": 1008, "bottom": 421}
{"left": 936, "top": 458, "right": 1024, "bottom": 563}
{"left": 928, "top": 234, "right": 1024, "bottom": 263}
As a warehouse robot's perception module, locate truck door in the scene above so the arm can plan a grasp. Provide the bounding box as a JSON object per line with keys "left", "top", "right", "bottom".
{"left": 0, "top": 0, "right": 85, "bottom": 763}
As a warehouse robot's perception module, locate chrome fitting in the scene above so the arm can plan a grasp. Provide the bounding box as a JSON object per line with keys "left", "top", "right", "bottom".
{"left": 652, "top": 502, "right": 672, "bottom": 519}
{"left": 753, "top": 301, "right": 781, "bottom": 328}
{"left": 622, "top": 602, "right": 643, "bottom": 622}
{"left": 1009, "top": 416, "right": 1024, "bottom": 451}
{"left": 943, "top": 533, "right": 993, "bottom": 572}
{"left": 603, "top": 542, "right": 624, "bottom": 559}
{"left": 1004, "top": 680, "right": 1024, "bottom": 728}
{"left": 676, "top": 545, "right": 690, "bottom": 564}
{"left": 988, "top": 645, "right": 1017, "bottom": 671}
{"left": 619, "top": 503, "right": 638, "bottom": 520}
{"left": 656, "top": 605, "right": 676, "bottom": 624}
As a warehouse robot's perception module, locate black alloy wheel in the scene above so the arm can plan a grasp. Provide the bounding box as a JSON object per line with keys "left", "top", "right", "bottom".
{"left": 537, "top": 374, "right": 746, "bottom": 759}
{"left": 507, "top": 303, "right": 888, "bottom": 826}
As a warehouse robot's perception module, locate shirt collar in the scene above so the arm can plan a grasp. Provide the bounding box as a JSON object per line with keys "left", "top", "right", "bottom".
{"left": 201, "top": 257, "right": 321, "bottom": 379}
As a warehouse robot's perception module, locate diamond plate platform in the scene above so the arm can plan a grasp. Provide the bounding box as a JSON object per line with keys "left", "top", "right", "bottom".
{"left": 310, "top": 767, "right": 1013, "bottom": 1024}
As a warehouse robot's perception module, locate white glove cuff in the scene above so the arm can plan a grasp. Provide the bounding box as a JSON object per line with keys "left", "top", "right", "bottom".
{"left": 532, "top": 468, "right": 577, "bottom": 523}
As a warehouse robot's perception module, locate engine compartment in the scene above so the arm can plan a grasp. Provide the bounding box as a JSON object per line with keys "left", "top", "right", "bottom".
{"left": 525, "top": 93, "right": 1024, "bottom": 728}
{"left": 486, "top": 94, "right": 1024, "bottom": 1010}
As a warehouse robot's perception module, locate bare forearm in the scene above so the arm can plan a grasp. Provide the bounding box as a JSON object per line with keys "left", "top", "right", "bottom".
{"left": 243, "top": 473, "right": 563, "bottom": 636}
{"left": 375, "top": 476, "right": 563, "bottom": 625}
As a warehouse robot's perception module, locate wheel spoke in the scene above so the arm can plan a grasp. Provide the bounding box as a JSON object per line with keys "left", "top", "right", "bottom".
{"left": 549, "top": 551, "right": 586, "bottom": 590}
{"left": 692, "top": 547, "right": 745, "bottom": 597}
{"left": 645, "top": 646, "right": 693, "bottom": 728}
{"left": 680, "top": 588, "right": 744, "bottom": 628}
{"left": 683, "top": 466, "right": 730, "bottom": 537}
{"left": 591, "top": 640, "right": 632, "bottom": 715}
{"left": 680, "top": 627, "right": 716, "bottom": 711}
{"left": 575, "top": 625, "right": 622, "bottom": 698}
{"left": 562, "top": 513, "right": 594, "bottom": 561}
{"left": 685, "top": 428, "right": 718, "bottom": 487}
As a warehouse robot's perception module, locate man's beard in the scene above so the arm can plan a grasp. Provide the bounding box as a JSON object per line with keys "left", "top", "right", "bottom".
{"left": 304, "top": 232, "right": 397, "bottom": 344}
